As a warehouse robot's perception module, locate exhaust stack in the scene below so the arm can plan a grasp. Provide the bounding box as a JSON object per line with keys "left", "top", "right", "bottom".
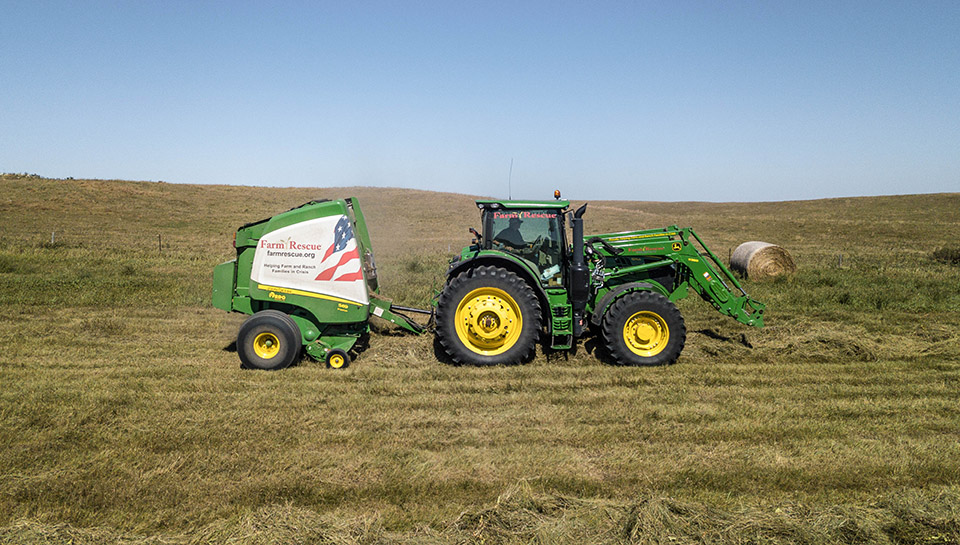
{"left": 570, "top": 203, "right": 588, "bottom": 337}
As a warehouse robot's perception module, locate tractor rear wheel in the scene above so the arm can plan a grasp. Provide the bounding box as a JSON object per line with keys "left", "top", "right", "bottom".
{"left": 602, "top": 291, "right": 685, "bottom": 366}
{"left": 237, "top": 310, "right": 302, "bottom": 370}
{"left": 437, "top": 266, "right": 540, "bottom": 365}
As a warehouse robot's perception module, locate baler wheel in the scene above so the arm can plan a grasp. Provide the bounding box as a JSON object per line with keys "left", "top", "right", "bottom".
{"left": 237, "top": 310, "right": 302, "bottom": 370}
{"left": 437, "top": 266, "right": 540, "bottom": 365}
{"left": 325, "top": 349, "right": 350, "bottom": 369}
{"left": 602, "top": 291, "right": 685, "bottom": 366}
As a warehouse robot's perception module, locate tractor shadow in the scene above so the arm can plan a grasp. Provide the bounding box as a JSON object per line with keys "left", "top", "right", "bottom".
{"left": 695, "top": 328, "right": 753, "bottom": 348}
{"left": 581, "top": 333, "right": 626, "bottom": 366}
{"left": 537, "top": 324, "right": 607, "bottom": 365}
{"left": 541, "top": 331, "right": 587, "bottom": 364}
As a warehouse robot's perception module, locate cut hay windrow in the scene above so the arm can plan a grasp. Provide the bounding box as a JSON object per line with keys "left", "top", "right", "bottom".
{"left": 5, "top": 485, "right": 959, "bottom": 544}
{"left": 730, "top": 241, "right": 797, "bottom": 280}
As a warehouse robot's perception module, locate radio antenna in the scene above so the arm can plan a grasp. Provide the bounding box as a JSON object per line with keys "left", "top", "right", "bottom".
{"left": 508, "top": 157, "right": 514, "bottom": 200}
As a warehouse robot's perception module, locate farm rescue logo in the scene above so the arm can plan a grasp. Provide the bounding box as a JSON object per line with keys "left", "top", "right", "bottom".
{"left": 493, "top": 211, "right": 554, "bottom": 220}
{"left": 250, "top": 215, "right": 369, "bottom": 305}
{"left": 259, "top": 237, "right": 324, "bottom": 252}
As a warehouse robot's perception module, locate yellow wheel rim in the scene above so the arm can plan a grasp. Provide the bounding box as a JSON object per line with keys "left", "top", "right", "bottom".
{"left": 623, "top": 311, "right": 669, "bottom": 357}
{"left": 328, "top": 353, "right": 346, "bottom": 369}
{"left": 253, "top": 332, "right": 281, "bottom": 359}
{"left": 454, "top": 287, "right": 523, "bottom": 356}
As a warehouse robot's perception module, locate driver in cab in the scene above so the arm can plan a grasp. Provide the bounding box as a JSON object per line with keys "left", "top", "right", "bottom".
{"left": 494, "top": 217, "right": 526, "bottom": 249}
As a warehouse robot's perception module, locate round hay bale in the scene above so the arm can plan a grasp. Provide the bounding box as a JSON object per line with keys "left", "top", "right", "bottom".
{"left": 730, "top": 241, "right": 796, "bottom": 280}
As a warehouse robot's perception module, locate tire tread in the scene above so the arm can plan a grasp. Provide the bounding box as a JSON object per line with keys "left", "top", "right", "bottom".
{"left": 601, "top": 291, "right": 686, "bottom": 366}
{"left": 237, "top": 310, "right": 302, "bottom": 370}
{"left": 436, "top": 265, "right": 540, "bottom": 365}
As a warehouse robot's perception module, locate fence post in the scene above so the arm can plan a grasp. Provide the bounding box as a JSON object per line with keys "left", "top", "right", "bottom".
{"left": 158, "top": 234, "right": 162, "bottom": 255}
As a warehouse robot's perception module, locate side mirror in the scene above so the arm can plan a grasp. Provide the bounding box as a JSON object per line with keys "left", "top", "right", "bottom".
{"left": 469, "top": 227, "right": 482, "bottom": 244}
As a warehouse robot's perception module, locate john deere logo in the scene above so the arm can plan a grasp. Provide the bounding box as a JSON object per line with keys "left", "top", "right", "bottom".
{"left": 672, "top": 242, "right": 682, "bottom": 251}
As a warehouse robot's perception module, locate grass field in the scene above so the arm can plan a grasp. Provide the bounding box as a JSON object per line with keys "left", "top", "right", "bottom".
{"left": 1, "top": 173, "right": 959, "bottom": 544}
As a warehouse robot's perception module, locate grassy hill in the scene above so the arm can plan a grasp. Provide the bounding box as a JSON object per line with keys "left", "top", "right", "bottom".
{"left": 1, "top": 173, "right": 959, "bottom": 544}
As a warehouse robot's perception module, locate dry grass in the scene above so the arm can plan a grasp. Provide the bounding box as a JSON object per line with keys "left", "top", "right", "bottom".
{"left": 1, "top": 174, "right": 960, "bottom": 543}
{"left": 2, "top": 483, "right": 959, "bottom": 544}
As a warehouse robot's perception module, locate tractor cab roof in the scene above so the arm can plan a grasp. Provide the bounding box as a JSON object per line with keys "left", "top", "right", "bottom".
{"left": 475, "top": 199, "right": 570, "bottom": 211}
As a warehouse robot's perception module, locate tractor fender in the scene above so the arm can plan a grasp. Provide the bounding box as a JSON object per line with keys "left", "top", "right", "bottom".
{"left": 446, "top": 254, "right": 550, "bottom": 328}
{"left": 590, "top": 281, "right": 669, "bottom": 327}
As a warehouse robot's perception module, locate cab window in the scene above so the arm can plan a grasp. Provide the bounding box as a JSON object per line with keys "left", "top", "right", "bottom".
{"left": 487, "top": 210, "right": 563, "bottom": 286}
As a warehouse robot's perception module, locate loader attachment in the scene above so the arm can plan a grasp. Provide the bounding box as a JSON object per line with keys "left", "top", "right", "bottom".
{"left": 594, "top": 226, "right": 765, "bottom": 328}
{"left": 681, "top": 228, "right": 765, "bottom": 327}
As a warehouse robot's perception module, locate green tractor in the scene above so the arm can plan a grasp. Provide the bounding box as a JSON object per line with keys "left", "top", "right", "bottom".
{"left": 435, "top": 194, "right": 764, "bottom": 366}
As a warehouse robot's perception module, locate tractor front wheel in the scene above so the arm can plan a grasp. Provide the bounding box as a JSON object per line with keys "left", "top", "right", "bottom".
{"left": 237, "top": 310, "right": 302, "bottom": 370}
{"left": 437, "top": 266, "right": 540, "bottom": 365}
{"left": 602, "top": 291, "right": 685, "bottom": 366}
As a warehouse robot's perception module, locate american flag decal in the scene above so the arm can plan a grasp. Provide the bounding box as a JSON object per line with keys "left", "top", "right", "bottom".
{"left": 315, "top": 216, "right": 363, "bottom": 282}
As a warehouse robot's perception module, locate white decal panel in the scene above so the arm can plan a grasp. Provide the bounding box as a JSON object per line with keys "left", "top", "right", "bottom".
{"left": 250, "top": 215, "right": 369, "bottom": 305}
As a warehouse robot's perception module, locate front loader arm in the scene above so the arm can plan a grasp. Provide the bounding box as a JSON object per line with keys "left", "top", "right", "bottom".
{"left": 676, "top": 229, "right": 764, "bottom": 327}
{"left": 592, "top": 227, "right": 765, "bottom": 327}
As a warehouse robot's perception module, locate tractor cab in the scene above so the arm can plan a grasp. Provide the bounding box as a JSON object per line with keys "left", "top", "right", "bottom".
{"left": 476, "top": 199, "right": 570, "bottom": 287}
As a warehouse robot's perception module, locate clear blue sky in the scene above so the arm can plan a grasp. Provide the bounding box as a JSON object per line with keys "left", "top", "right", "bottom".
{"left": 2, "top": 1, "right": 958, "bottom": 202}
